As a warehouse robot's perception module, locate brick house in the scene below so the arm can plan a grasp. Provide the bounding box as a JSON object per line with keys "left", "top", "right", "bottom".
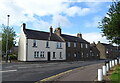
{"left": 90, "top": 42, "right": 100, "bottom": 60}
{"left": 96, "top": 41, "right": 118, "bottom": 59}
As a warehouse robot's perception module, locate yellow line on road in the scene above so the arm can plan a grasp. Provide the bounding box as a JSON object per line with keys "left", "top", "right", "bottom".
{"left": 38, "top": 69, "right": 73, "bottom": 82}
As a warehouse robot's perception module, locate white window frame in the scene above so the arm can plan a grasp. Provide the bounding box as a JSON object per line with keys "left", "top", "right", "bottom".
{"left": 74, "top": 42, "right": 76, "bottom": 47}
{"left": 68, "top": 42, "right": 70, "bottom": 47}
{"left": 81, "top": 43, "right": 83, "bottom": 48}
{"left": 46, "top": 41, "right": 49, "bottom": 48}
{"left": 33, "top": 40, "right": 37, "bottom": 47}
{"left": 86, "top": 44, "right": 88, "bottom": 48}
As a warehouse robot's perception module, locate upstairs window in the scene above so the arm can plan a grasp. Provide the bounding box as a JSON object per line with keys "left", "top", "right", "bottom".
{"left": 57, "top": 42, "right": 62, "bottom": 48}
{"left": 86, "top": 44, "right": 88, "bottom": 48}
{"left": 81, "top": 43, "right": 83, "bottom": 48}
{"left": 46, "top": 41, "right": 49, "bottom": 48}
{"left": 68, "top": 42, "right": 70, "bottom": 47}
{"left": 106, "top": 49, "right": 109, "bottom": 53}
{"left": 74, "top": 53, "right": 77, "bottom": 57}
{"left": 74, "top": 42, "right": 76, "bottom": 47}
{"left": 33, "top": 40, "right": 37, "bottom": 47}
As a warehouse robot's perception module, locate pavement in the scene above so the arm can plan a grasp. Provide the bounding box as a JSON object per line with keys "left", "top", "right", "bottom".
{"left": 1, "top": 60, "right": 105, "bottom": 83}
{"left": 40, "top": 63, "right": 104, "bottom": 82}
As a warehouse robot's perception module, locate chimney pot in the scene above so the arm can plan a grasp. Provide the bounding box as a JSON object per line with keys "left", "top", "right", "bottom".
{"left": 77, "top": 33, "right": 82, "bottom": 38}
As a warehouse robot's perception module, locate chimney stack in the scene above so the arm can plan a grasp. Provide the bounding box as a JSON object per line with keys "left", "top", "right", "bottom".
{"left": 77, "top": 33, "right": 82, "bottom": 38}
{"left": 98, "top": 41, "right": 100, "bottom": 43}
{"left": 54, "top": 27, "right": 61, "bottom": 35}
{"left": 50, "top": 26, "right": 53, "bottom": 36}
{"left": 21, "top": 23, "right": 26, "bottom": 30}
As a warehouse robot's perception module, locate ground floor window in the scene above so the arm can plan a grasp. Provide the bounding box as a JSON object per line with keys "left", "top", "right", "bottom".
{"left": 34, "top": 51, "right": 45, "bottom": 58}
{"left": 34, "top": 51, "right": 37, "bottom": 58}
{"left": 53, "top": 52, "right": 56, "bottom": 59}
{"left": 60, "top": 52, "right": 62, "bottom": 59}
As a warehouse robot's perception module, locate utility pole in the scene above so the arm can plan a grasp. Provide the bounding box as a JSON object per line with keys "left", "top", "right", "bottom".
{"left": 6, "top": 15, "right": 10, "bottom": 63}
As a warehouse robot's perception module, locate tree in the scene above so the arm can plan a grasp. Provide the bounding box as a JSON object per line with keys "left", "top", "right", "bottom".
{"left": 2, "top": 25, "right": 16, "bottom": 55}
{"left": 99, "top": 1, "right": 120, "bottom": 45}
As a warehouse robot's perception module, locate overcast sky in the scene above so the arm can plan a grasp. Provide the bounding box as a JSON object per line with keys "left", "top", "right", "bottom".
{"left": 1, "top": 0, "right": 118, "bottom": 45}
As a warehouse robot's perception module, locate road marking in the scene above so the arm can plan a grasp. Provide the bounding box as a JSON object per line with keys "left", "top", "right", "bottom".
{"left": 0, "top": 69, "right": 17, "bottom": 72}
{"left": 38, "top": 69, "right": 73, "bottom": 82}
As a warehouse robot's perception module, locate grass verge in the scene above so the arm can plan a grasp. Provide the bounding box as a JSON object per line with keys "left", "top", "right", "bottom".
{"left": 109, "top": 65, "right": 120, "bottom": 83}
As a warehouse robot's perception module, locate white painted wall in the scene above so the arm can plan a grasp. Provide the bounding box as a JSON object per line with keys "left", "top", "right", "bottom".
{"left": 18, "top": 25, "right": 26, "bottom": 61}
{"left": 27, "top": 39, "right": 66, "bottom": 61}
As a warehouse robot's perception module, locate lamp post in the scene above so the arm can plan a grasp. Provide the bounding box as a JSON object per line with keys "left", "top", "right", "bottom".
{"left": 6, "top": 15, "right": 10, "bottom": 63}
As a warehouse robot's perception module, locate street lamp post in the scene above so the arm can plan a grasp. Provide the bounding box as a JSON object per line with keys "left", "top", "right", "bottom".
{"left": 6, "top": 15, "right": 10, "bottom": 63}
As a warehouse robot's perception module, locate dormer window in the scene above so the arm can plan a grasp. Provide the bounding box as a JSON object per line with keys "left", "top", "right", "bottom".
{"left": 33, "top": 40, "right": 37, "bottom": 47}
{"left": 46, "top": 41, "right": 49, "bottom": 48}
{"left": 74, "top": 42, "right": 76, "bottom": 47}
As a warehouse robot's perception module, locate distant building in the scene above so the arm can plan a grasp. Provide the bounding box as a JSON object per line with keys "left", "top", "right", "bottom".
{"left": 90, "top": 42, "right": 100, "bottom": 60}
{"left": 96, "top": 41, "right": 118, "bottom": 59}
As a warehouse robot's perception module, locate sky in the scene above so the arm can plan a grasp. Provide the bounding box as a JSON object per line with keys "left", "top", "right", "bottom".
{"left": 0, "top": 0, "right": 118, "bottom": 46}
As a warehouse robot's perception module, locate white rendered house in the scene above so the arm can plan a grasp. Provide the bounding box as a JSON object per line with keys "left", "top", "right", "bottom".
{"left": 18, "top": 23, "right": 66, "bottom": 61}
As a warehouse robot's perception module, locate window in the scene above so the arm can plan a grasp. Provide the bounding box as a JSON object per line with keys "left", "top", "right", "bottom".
{"left": 57, "top": 42, "right": 62, "bottom": 48}
{"left": 40, "top": 51, "right": 45, "bottom": 58}
{"left": 60, "top": 52, "right": 62, "bottom": 59}
{"left": 68, "top": 42, "right": 70, "bottom": 47}
{"left": 81, "top": 52, "right": 83, "bottom": 57}
{"left": 74, "top": 42, "right": 76, "bottom": 47}
{"left": 34, "top": 51, "right": 37, "bottom": 58}
{"left": 97, "top": 54, "right": 99, "bottom": 56}
{"left": 33, "top": 40, "right": 37, "bottom": 47}
{"left": 81, "top": 43, "right": 83, "bottom": 48}
{"left": 74, "top": 53, "right": 77, "bottom": 57}
{"left": 37, "top": 51, "right": 39, "bottom": 58}
{"left": 46, "top": 41, "right": 49, "bottom": 48}
{"left": 60, "top": 42, "right": 62, "bottom": 48}
{"left": 53, "top": 52, "right": 56, "bottom": 59}
{"left": 86, "top": 44, "right": 88, "bottom": 48}
{"left": 106, "top": 49, "right": 109, "bottom": 53}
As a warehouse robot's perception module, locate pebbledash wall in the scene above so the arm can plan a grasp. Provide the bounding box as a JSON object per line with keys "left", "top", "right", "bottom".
{"left": 27, "top": 39, "right": 66, "bottom": 61}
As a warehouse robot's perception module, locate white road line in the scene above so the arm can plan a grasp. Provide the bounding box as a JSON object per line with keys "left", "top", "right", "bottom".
{"left": 0, "top": 70, "right": 17, "bottom": 72}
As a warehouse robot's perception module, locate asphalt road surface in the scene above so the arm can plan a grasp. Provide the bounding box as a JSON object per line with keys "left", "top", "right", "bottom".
{"left": 1, "top": 60, "right": 105, "bottom": 82}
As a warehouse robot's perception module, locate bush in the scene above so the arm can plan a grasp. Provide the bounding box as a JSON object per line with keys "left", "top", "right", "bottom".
{"left": 8, "top": 54, "right": 17, "bottom": 60}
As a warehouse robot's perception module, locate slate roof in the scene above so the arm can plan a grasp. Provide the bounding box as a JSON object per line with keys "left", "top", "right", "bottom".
{"left": 61, "top": 34, "right": 89, "bottom": 43}
{"left": 101, "top": 43, "right": 116, "bottom": 48}
{"left": 23, "top": 28, "right": 89, "bottom": 43}
{"left": 24, "top": 29, "right": 64, "bottom": 42}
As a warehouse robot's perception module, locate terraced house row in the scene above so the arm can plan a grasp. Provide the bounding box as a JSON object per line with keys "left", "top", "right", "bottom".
{"left": 18, "top": 23, "right": 120, "bottom": 61}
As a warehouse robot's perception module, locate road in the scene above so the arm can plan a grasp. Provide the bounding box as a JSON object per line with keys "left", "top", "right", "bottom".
{"left": 1, "top": 60, "right": 105, "bottom": 83}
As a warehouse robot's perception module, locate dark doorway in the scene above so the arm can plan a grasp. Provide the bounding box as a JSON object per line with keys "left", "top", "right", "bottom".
{"left": 47, "top": 52, "right": 51, "bottom": 61}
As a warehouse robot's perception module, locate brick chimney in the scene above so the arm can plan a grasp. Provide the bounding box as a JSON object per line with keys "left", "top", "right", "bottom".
{"left": 77, "top": 33, "right": 82, "bottom": 38}
{"left": 50, "top": 26, "right": 53, "bottom": 36}
{"left": 54, "top": 27, "right": 61, "bottom": 35}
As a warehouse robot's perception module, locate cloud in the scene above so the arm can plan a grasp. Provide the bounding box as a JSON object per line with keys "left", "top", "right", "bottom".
{"left": 65, "top": 6, "right": 91, "bottom": 17}
{"left": 52, "top": 15, "right": 72, "bottom": 28}
{"left": 0, "top": 0, "right": 103, "bottom": 30}
{"left": 85, "top": 16, "right": 103, "bottom": 28}
{"left": 82, "top": 32, "right": 109, "bottom": 43}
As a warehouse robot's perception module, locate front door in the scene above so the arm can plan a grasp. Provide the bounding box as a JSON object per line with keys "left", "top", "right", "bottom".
{"left": 47, "top": 52, "right": 51, "bottom": 61}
